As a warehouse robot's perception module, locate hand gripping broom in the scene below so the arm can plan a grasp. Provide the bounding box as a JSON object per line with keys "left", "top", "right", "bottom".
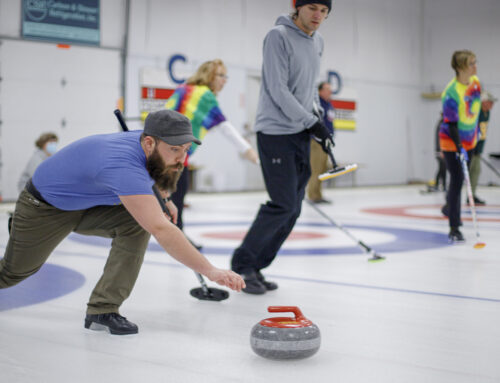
{"left": 311, "top": 103, "right": 358, "bottom": 181}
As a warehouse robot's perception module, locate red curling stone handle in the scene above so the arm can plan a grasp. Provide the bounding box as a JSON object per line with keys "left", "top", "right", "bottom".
{"left": 267, "top": 306, "right": 306, "bottom": 321}
{"left": 260, "top": 306, "right": 313, "bottom": 328}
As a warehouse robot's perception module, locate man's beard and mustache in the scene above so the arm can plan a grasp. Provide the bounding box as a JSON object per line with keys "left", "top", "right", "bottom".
{"left": 146, "top": 147, "right": 184, "bottom": 193}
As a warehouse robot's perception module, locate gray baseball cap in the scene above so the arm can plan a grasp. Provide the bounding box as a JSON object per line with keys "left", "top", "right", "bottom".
{"left": 144, "top": 109, "right": 201, "bottom": 146}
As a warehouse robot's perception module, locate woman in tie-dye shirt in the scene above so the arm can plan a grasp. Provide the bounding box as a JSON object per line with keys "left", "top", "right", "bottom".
{"left": 165, "top": 59, "right": 258, "bottom": 230}
{"left": 439, "top": 50, "right": 481, "bottom": 243}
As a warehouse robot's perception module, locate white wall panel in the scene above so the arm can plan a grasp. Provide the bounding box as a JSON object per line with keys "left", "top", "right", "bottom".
{"left": 100, "top": 0, "right": 126, "bottom": 48}
{"left": 0, "top": 39, "right": 121, "bottom": 200}
{"left": 127, "top": 0, "right": 289, "bottom": 69}
{"left": 0, "top": 0, "right": 21, "bottom": 37}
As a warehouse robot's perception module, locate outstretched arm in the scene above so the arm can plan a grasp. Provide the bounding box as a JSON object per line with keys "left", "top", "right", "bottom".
{"left": 216, "top": 121, "right": 259, "bottom": 164}
{"left": 119, "top": 194, "right": 245, "bottom": 291}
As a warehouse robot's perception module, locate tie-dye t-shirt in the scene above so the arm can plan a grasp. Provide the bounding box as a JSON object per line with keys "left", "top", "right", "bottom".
{"left": 165, "top": 84, "right": 226, "bottom": 155}
{"left": 439, "top": 75, "right": 481, "bottom": 151}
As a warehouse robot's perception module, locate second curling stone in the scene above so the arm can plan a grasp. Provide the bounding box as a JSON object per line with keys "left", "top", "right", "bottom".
{"left": 250, "top": 306, "right": 321, "bottom": 360}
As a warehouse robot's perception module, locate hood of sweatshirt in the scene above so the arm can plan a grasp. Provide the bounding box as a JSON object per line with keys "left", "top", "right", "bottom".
{"left": 275, "top": 14, "right": 315, "bottom": 39}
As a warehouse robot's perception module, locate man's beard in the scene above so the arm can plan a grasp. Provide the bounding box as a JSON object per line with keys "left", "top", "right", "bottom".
{"left": 146, "top": 147, "right": 184, "bottom": 192}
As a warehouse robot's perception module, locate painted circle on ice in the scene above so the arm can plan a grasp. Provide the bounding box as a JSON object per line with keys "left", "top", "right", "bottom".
{"left": 0, "top": 264, "right": 85, "bottom": 312}
{"left": 362, "top": 204, "right": 500, "bottom": 223}
{"left": 68, "top": 221, "right": 449, "bottom": 256}
{"left": 201, "top": 231, "right": 328, "bottom": 240}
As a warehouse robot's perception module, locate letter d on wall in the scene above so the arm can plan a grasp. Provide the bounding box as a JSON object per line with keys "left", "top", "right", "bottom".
{"left": 327, "top": 70, "right": 342, "bottom": 95}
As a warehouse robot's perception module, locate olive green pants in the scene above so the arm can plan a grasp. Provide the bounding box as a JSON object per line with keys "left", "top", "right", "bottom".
{"left": 0, "top": 189, "right": 151, "bottom": 315}
{"left": 469, "top": 154, "right": 481, "bottom": 196}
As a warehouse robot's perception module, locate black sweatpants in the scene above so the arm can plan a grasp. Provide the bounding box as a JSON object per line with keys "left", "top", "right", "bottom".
{"left": 443, "top": 150, "right": 472, "bottom": 228}
{"left": 231, "top": 130, "right": 311, "bottom": 274}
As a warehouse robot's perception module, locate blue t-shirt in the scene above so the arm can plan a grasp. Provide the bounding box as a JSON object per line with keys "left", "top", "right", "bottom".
{"left": 32, "top": 131, "right": 155, "bottom": 211}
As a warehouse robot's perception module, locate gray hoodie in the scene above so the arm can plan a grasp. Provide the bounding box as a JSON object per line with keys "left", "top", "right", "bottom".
{"left": 254, "top": 14, "right": 324, "bottom": 135}
{"left": 18, "top": 149, "right": 49, "bottom": 193}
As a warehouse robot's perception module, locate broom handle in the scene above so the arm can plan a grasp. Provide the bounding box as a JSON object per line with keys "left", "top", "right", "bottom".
{"left": 325, "top": 140, "right": 338, "bottom": 168}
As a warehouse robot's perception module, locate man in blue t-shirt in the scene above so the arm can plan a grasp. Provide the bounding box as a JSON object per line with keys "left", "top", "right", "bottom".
{"left": 0, "top": 109, "right": 245, "bottom": 335}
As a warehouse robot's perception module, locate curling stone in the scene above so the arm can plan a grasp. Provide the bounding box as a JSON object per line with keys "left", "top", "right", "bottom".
{"left": 250, "top": 306, "right": 321, "bottom": 360}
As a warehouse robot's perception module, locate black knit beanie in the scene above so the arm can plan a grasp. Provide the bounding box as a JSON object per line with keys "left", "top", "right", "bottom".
{"left": 294, "top": 0, "right": 332, "bottom": 12}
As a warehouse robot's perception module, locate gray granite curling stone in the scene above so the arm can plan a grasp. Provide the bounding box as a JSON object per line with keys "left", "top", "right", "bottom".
{"left": 250, "top": 306, "right": 321, "bottom": 360}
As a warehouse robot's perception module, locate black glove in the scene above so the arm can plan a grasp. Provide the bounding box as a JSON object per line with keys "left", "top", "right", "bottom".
{"left": 309, "top": 119, "right": 335, "bottom": 153}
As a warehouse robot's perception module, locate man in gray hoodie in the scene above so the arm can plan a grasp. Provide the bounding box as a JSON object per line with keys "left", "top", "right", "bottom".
{"left": 231, "top": 0, "right": 333, "bottom": 294}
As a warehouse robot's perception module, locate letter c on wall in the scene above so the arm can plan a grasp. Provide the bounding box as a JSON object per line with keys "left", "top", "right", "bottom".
{"left": 168, "top": 54, "right": 187, "bottom": 84}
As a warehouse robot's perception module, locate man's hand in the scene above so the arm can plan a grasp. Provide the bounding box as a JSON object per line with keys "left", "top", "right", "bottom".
{"left": 205, "top": 268, "right": 246, "bottom": 292}
{"left": 309, "top": 119, "right": 335, "bottom": 153}
{"left": 242, "top": 148, "right": 260, "bottom": 165}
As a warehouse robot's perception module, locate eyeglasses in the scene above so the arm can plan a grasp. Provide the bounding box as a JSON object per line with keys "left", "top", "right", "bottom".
{"left": 216, "top": 74, "right": 228, "bottom": 79}
{"left": 469, "top": 60, "right": 477, "bottom": 67}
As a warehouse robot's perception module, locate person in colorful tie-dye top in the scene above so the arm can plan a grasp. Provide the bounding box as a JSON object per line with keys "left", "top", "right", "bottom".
{"left": 439, "top": 50, "right": 481, "bottom": 243}
{"left": 165, "top": 59, "right": 259, "bottom": 230}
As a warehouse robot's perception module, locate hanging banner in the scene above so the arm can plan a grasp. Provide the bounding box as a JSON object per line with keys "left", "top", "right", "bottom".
{"left": 139, "top": 55, "right": 191, "bottom": 120}
{"left": 139, "top": 67, "right": 178, "bottom": 121}
{"left": 331, "top": 99, "right": 357, "bottom": 131}
{"left": 327, "top": 70, "right": 357, "bottom": 131}
{"left": 22, "top": 0, "right": 100, "bottom": 46}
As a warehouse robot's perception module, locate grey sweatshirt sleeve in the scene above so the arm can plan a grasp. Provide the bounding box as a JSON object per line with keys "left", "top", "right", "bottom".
{"left": 18, "top": 150, "right": 47, "bottom": 192}
{"left": 261, "top": 30, "right": 318, "bottom": 129}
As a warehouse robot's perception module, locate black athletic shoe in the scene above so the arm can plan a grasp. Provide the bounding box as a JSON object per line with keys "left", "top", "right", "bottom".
{"left": 241, "top": 272, "right": 266, "bottom": 295}
{"left": 256, "top": 271, "right": 278, "bottom": 291}
{"left": 448, "top": 228, "right": 465, "bottom": 243}
{"left": 84, "top": 313, "right": 138, "bottom": 335}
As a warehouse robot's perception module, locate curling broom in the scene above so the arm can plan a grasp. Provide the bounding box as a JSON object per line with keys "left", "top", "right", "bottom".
{"left": 319, "top": 140, "right": 358, "bottom": 181}
{"left": 311, "top": 103, "right": 358, "bottom": 181}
